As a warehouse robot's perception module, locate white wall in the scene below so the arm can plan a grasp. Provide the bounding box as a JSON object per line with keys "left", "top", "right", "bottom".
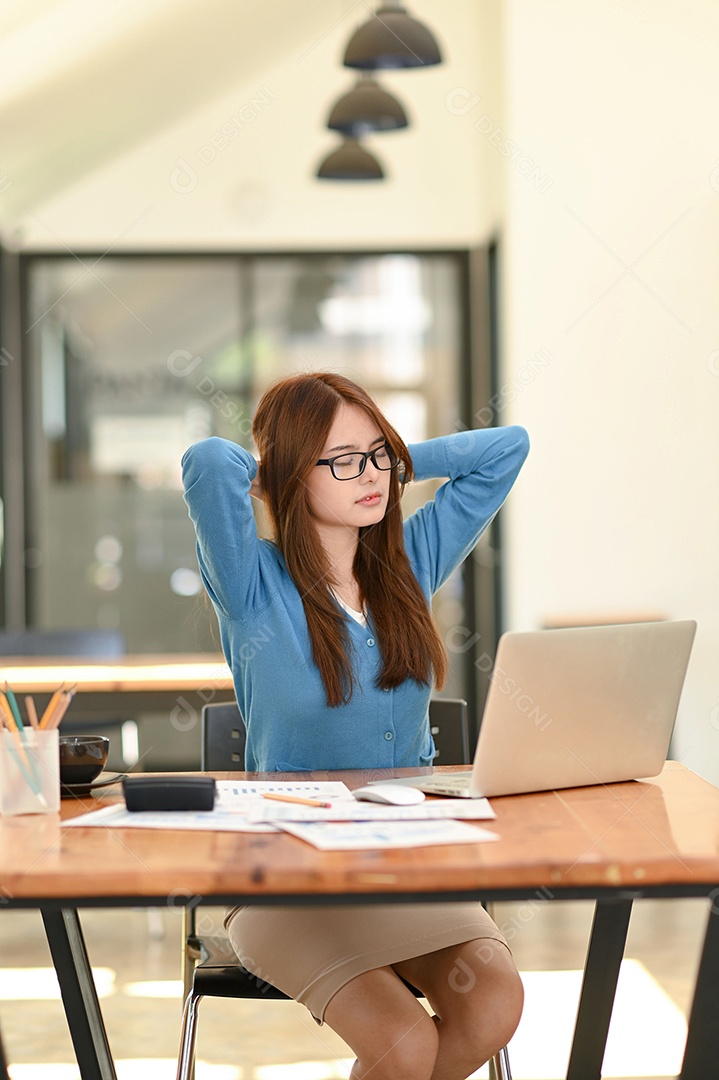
{"left": 500, "top": 0, "right": 719, "bottom": 783}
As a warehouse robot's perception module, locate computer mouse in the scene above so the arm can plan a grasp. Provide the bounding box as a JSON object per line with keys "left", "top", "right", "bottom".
{"left": 352, "top": 784, "right": 426, "bottom": 805}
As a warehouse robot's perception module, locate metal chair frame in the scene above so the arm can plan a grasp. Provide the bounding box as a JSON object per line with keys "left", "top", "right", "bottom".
{"left": 177, "top": 698, "right": 512, "bottom": 1080}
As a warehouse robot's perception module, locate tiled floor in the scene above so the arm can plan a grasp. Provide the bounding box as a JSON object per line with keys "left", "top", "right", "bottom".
{"left": 0, "top": 896, "right": 708, "bottom": 1079}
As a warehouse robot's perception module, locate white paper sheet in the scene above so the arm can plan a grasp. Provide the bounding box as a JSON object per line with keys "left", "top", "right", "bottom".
{"left": 62, "top": 803, "right": 280, "bottom": 832}
{"left": 277, "top": 819, "right": 499, "bottom": 850}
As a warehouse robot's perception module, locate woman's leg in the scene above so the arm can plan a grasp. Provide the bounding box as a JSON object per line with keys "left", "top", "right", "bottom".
{"left": 323, "top": 965, "right": 439, "bottom": 1080}
{"left": 393, "top": 937, "right": 524, "bottom": 1080}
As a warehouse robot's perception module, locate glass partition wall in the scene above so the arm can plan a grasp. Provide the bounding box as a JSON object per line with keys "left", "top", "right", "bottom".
{"left": 24, "top": 257, "right": 246, "bottom": 654}
{"left": 7, "top": 251, "right": 496, "bottom": 761}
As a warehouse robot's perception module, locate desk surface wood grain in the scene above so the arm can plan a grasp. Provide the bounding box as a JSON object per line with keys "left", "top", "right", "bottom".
{"left": 0, "top": 763, "right": 717, "bottom": 902}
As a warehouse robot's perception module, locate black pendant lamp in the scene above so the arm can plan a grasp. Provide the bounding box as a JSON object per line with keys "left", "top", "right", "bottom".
{"left": 328, "top": 74, "right": 408, "bottom": 135}
{"left": 316, "top": 138, "right": 385, "bottom": 181}
{"left": 343, "top": 3, "right": 442, "bottom": 70}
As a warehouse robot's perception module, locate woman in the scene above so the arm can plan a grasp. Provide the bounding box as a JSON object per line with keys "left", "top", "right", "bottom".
{"left": 182, "top": 371, "right": 529, "bottom": 1080}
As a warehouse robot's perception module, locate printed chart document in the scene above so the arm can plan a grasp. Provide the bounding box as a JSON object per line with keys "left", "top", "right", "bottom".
{"left": 215, "top": 780, "right": 353, "bottom": 807}
{"left": 246, "top": 798, "right": 495, "bottom": 823}
{"left": 64, "top": 781, "right": 354, "bottom": 833}
{"left": 278, "top": 819, "right": 498, "bottom": 850}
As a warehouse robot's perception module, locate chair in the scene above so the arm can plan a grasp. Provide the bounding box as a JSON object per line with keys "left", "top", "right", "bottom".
{"left": 178, "top": 698, "right": 512, "bottom": 1080}
{"left": 201, "top": 696, "right": 470, "bottom": 772}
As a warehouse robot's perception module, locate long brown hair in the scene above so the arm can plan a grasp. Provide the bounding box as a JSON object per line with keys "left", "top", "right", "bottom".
{"left": 252, "top": 372, "right": 448, "bottom": 706}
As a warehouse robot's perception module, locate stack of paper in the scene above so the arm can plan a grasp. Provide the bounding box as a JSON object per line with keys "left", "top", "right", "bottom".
{"left": 64, "top": 780, "right": 499, "bottom": 848}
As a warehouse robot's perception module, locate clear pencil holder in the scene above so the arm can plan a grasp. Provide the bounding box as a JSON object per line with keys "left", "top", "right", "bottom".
{"left": 0, "top": 729, "right": 60, "bottom": 815}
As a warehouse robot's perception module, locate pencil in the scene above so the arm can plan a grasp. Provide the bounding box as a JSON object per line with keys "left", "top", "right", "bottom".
{"left": 0, "top": 693, "right": 16, "bottom": 731}
{"left": 25, "top": 697, "right": 39, "bottom": 730}
{"left": 39, "top": 684, "right": 67, "bottom": 729}
{"left": 45, "top": 690, "right": 74, "bottom": 730}
{"left": 3, "top": 683, "right": 23, "bottom": 728}
{"left": 261, "top": 793, "right": 332, "bottom": 808}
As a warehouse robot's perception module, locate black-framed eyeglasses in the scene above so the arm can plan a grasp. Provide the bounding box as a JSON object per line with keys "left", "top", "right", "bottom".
{"left": 315, "top": 442, "right": 399, "bottom": 481}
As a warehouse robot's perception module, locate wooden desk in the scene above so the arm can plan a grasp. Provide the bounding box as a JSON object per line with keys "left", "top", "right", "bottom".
{"left": 2, "top": 762, "right": 718, "bottom": 1079}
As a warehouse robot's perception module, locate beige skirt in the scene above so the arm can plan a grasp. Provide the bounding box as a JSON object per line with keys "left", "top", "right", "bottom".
{"left": 224, "top": 902, "right": 508, "bottom": 1023}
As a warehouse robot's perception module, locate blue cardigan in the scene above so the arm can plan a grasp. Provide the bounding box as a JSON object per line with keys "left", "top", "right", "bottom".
{"left": 182, "top": 427, "right": 529, "bottom": 772}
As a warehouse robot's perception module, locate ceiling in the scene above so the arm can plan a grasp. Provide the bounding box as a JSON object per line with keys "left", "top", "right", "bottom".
{"left": 0, "top": 0, "right": 491, "bottom": 251}
{"left": 0, "top": 0, "right": 337, "bottom": 219}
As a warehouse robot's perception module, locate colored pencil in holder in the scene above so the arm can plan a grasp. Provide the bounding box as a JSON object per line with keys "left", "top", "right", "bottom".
{"left": 0, "top": 697, "right": 49, "bottom": 809}
{"left": 39, "top": 684, "right": 67, "bottom": 730}
{"left": 25, "top": 696, "right": 39, "bottom": 730}
{"left": 42, "top": 686, "right": 76, "bottom": 730}
{"left": 2, "top": 683, "right": 23, "bottom": 729}
{"left": 0, "top": 693, "right": 16, "bottom": 733}
{"left": 3, "top": 686, "right": 45, "bottom": 789}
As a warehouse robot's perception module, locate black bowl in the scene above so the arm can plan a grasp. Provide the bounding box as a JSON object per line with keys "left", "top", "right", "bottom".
{"left": 59, "top": 735, "right": 110, "bottom": 787}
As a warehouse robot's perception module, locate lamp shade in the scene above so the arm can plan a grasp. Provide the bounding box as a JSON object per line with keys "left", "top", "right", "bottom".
{"left": 343, "top": 4, "right": 442, "bottom": 70}
{"left": 327, "top": 76, "right": 408, "bottom": 135}
{"left": 316, "top": 138, "right": 385, "bottom": 180}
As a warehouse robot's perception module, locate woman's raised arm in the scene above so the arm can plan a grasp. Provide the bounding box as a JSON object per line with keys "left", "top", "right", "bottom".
{"left": 403, "top": 425, "right": 530, "bottom": 595}
{"left": 181, "top": 437, "right": 265, "bottom": 618}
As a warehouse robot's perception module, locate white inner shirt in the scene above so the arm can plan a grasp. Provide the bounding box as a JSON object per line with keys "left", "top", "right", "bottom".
{"left": 332, "top": 592, "right": 368, "bottom": 628}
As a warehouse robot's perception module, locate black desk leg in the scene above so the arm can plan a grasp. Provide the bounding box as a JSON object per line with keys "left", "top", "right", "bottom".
{"left": 566, "top": 898, "right": 634, "bottom": 1080}
{"left": 41, "top": 908, "right": 117, "bottom": 1080}
{"left": 680, "top": 899, "right": 719, "bottom": 1079}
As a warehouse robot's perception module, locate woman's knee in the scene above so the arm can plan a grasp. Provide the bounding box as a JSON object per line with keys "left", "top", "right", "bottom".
{"left": 360, "top": 1011, "right": 438, "bottom": 1080}
{"left": 482, "top": 959, "right": 524, "bottom": 1050}
{"left": 447, "top": 944, "right": 524, "bottom": 1062}
{"left": 324, "top": 968, "right": 438, "bottom": 1080}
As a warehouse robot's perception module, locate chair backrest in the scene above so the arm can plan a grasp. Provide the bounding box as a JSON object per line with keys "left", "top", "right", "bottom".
{"left": 428, "top": 698, "right": 470, "bottom": 765}
{"left": 201, "top": 697, "right": 470, "bottom": 770}
{"left": 0, "top": 628, "right": 126, "bottom": 658}
{"left": 201, "top": 701, "right": 247, "bottom": 770}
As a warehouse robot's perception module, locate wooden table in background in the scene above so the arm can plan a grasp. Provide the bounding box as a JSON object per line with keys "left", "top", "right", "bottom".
{"left": 1, "top": 762, "right": 718, "bottom": 1079}
{"left": 0, "top": 653, "right": 235, "bottom": 724}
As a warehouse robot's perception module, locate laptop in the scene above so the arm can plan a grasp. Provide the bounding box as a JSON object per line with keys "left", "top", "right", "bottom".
{"left": 386, "top": 620, "right": 696, "bottom": 798}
